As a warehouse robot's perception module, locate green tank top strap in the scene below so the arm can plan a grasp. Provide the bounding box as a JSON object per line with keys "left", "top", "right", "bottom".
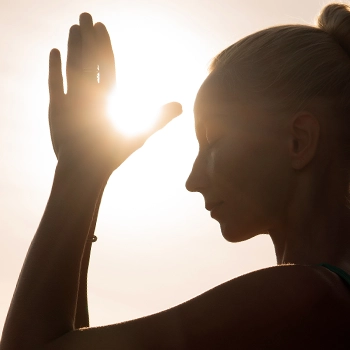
{"left": 319, "top": 263, "right": 350, "bottom": 287}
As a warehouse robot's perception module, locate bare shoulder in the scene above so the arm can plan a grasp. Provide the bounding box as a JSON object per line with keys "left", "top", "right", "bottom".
{"left": 175, "top": 264, "right": 348, "bottom": 348}
{"left": 176, "top": 264, "right": 343, "bottom": 345}
{"left": 45, "top": 265, "right": 349, "bottom": 350}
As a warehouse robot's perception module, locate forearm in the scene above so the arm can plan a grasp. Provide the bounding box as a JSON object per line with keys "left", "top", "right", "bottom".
{"left": 74, "top": 240, "right": 93, "bottom": 329}
{"left": 1, "top": 163, "right": 108, "bottom": 349}
{"left": 74, "top": 192, "right": 102, "bottom": 329}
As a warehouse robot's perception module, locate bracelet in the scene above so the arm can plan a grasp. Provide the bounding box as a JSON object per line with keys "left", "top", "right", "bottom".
{"left": 87, "top": 235, "right": 98, "bottom": 243}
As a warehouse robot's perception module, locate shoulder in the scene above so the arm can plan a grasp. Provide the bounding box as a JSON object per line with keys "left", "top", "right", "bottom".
{"left": 176, "top": 264, "right": 342, "bottom": 348}
{"left": 45, "top": 265, "right": 346, "bottom": 350}
{"left": 233, "top": 263, "right": 334, "bottom": 297}
{"left": 181, "top": 264, "right": 334, "bottom": 313}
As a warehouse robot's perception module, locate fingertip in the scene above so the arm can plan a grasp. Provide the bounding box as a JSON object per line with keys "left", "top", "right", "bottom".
{"left": 94, "top": 22, "right": 107, "bottom": 33}
{"left": 49, "top": 49, "right": 62, "bottom": 68}
{"left": 173, "top": 102, "right": 183, "bottom": 114}
{"left": 69, "top": 24, "right": 81, "bottom": 36}
{"left": 94, "top": 22, "right": 112, "bottom": 42}
{"left": 80, "top": 12, "right": 93, "bottom": 25}
{"left": 50, "top": 48, "right": 61, "bottom": 59}
{"left": 162, "top": 102, "right": 183, "bottom": 117}
{"left": 94, "top": 22, "right": 105, "bottom": 29}
{"left": 80, "top": 12, "right": 92, "bottom": 19}
{"left": 48, "top": 49, "right": 64, "bottom": 97}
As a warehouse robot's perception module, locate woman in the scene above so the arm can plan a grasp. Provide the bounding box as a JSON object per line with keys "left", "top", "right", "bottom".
{"left": 2, "top": 3, "right": 350, "bottom": 349}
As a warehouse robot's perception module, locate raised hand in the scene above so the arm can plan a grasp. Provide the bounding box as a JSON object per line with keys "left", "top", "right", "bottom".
{"left": 49, "top": 13, "right": 182, "bottom": 178}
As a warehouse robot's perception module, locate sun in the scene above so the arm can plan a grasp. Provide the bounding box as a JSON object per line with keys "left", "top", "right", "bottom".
{"left": 107, "top": 87, "right": 165, "bottom": 136}
{"left": 96, "top": 8, "right": 206, "bottom": 241}
{"left": 102, "top": 8, "right": 207, "bottom": 137}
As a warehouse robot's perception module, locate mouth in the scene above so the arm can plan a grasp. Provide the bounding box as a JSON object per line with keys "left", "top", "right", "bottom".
{"left": 209, "top": 202, "right": 223, "bottom": 219}
{"left": 205, "top": 201, "right": 223, "bottom": 212}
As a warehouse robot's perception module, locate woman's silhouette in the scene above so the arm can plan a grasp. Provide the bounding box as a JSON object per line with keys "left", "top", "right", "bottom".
{"left": 2, "top": 3, "right": 350, "bottom": 349}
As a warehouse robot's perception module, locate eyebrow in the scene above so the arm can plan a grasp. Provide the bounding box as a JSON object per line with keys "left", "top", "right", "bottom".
{"left": 195, "top": 110, "right": 235, "bottom": 124}
{"left": 194, "top": 112, "right": 229, "bottom": 142}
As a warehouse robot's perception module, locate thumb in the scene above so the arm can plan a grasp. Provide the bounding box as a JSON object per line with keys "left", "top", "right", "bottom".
{"left": 128, "top": 101, "right": 183, "bottom": 150}
{"left": 159, "top": 102, "right": 183, "bottom": 121}
{"left": 152, "top": 102, "right": 183, "bottom": 133}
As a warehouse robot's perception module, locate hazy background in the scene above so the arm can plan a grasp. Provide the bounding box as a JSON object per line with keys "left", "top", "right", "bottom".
{"left": 0, "top": 0, "right": 337, "bottom": 335}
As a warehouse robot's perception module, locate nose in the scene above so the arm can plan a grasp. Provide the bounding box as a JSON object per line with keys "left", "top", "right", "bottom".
{"left": 185, "top": 154, "right": 210, "bottom": 192}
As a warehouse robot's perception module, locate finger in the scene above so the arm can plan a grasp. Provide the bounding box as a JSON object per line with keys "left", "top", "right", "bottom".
{"left": 129, "top": 102, "right": 183, "bottom": 149}
{"left": 150, "top": 101, "right": 182, "bottom": 134}
{"left": 80, "top": 13, "right": 98, "bottom": 84}
{"left": 158, "top": 102, "right": 183, "bottom": 122}
{"left": 94, "top": 22, "right": 116, "bottom": 92}
{"left": 49, "top": 49, "right": 64, "bottom": 156}
{"left": 66, "top": 25, "right": 82, "bottom": 94}
{"left": 49, "top": 49, "right": 64, "bottom": 103}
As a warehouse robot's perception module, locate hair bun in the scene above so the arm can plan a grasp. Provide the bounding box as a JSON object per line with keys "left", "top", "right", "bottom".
{"left": 318, "top": 3, "right": 350, "bottom": 54}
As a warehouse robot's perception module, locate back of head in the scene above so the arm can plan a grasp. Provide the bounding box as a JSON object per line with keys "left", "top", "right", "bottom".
{"left": 211, "top": 3, "right": 350, "bottom": 109}
{"left": 209, "top": 3, "right": 350, "bottom": 165}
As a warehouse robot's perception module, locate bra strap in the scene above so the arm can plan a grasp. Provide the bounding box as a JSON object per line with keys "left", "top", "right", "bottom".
{"left": 319, "top": 263, "right": 350, "bottom": 286}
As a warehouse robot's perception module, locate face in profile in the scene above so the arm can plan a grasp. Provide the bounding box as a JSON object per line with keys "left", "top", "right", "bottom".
{"left": 186, "top": 73, "right": 294, "bottom": 242}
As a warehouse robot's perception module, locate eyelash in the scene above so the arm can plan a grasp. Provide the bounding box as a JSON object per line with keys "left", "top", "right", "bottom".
{"left": 205, "top": 128, "right": 219, "bottom": 146}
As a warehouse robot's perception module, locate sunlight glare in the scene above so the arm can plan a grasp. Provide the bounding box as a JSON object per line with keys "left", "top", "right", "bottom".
{"left": 103, "top": 9, "right": 206, "bottom": 136}
{"left": 98, "top": 8, "right": 208, "bottom": 241}
{"left": 107, "top": 87, "right": 163, "bottom": 136}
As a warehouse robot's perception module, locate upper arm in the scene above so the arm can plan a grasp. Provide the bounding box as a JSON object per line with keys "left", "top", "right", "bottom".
{"left": 44, "top": 265, "right": 333, "bottom": 350}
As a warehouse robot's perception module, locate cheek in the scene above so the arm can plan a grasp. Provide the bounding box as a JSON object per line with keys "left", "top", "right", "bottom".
{"left": 210, "top": 137, "right": 290, "bottom": 237}
{"left": 211, "top": 138, "right": 266, "bottom": 193}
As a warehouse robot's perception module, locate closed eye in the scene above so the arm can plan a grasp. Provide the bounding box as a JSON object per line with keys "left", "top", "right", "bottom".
{"left": 195, "top": 116, "right": 225, "bottom": 147}
{"left": 205, "top": 122, "right": 222, "bottom": 145}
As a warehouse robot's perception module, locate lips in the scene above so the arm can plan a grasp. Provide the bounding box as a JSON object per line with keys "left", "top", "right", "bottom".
{"left": 205, "top": 202, "right": 223, "bottom": 211}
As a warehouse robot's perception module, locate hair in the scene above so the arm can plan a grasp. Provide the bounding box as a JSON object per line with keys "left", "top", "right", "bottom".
{"left": 209, "top": 3, "right": 350, "bottom": 162}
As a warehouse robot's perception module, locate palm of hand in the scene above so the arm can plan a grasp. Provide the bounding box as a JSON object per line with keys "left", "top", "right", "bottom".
{"left": 49, "top": 14, "right": 181, "bottom": 177}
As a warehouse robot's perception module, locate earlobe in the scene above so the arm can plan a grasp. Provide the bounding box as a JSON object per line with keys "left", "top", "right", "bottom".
{"left": 289, "top": 112, "right": 320, "bottom": 170}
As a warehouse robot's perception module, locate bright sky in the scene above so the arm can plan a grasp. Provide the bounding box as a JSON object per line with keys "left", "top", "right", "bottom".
{"left": 0, "top": 0, "right": 336, "bottom": 334}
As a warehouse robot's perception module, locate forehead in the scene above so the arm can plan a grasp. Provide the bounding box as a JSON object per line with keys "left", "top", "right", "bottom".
{"left": 194, "top": 73, "right": 234, "bottom": 118}
{"left": 194, "top": 72, "right": 249, "bottom": 128}
{"left": 193, "top": 73, "right": 279, "bottom": 136}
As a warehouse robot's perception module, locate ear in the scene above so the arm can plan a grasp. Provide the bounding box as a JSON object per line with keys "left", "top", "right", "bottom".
{"left": 288, "top": 112, "right": 320, "bottom": 170}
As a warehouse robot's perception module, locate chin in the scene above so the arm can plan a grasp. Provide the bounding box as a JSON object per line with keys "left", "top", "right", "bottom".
{"left": 220, "top": 222, "right": 265, "bottom": 243}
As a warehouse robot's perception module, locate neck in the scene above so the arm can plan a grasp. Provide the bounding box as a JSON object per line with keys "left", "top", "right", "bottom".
{"left": 270, "top": 209, "right": 350, "bottom": 267}
{"left": 269, "top": 167, "right": 350, "bottom": 269}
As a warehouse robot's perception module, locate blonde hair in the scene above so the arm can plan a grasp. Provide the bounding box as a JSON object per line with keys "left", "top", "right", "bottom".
{"left": 209, "top": 3, "right": 350, "bottom": 120}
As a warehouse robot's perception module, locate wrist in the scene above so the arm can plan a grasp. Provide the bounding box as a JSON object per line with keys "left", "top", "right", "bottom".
{"left": 55, "top": 159, "right": 111, "bottom": 187}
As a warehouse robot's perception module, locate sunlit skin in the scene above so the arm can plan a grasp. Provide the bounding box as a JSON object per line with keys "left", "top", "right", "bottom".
{"left": 187, "top": 72, "right": 350, "bottom": 269}
{"left": 2, "top": 12, "right": 350, "bottom": 350}
{"left": 186, "top": 73, "right": 292, "bottom": 243}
